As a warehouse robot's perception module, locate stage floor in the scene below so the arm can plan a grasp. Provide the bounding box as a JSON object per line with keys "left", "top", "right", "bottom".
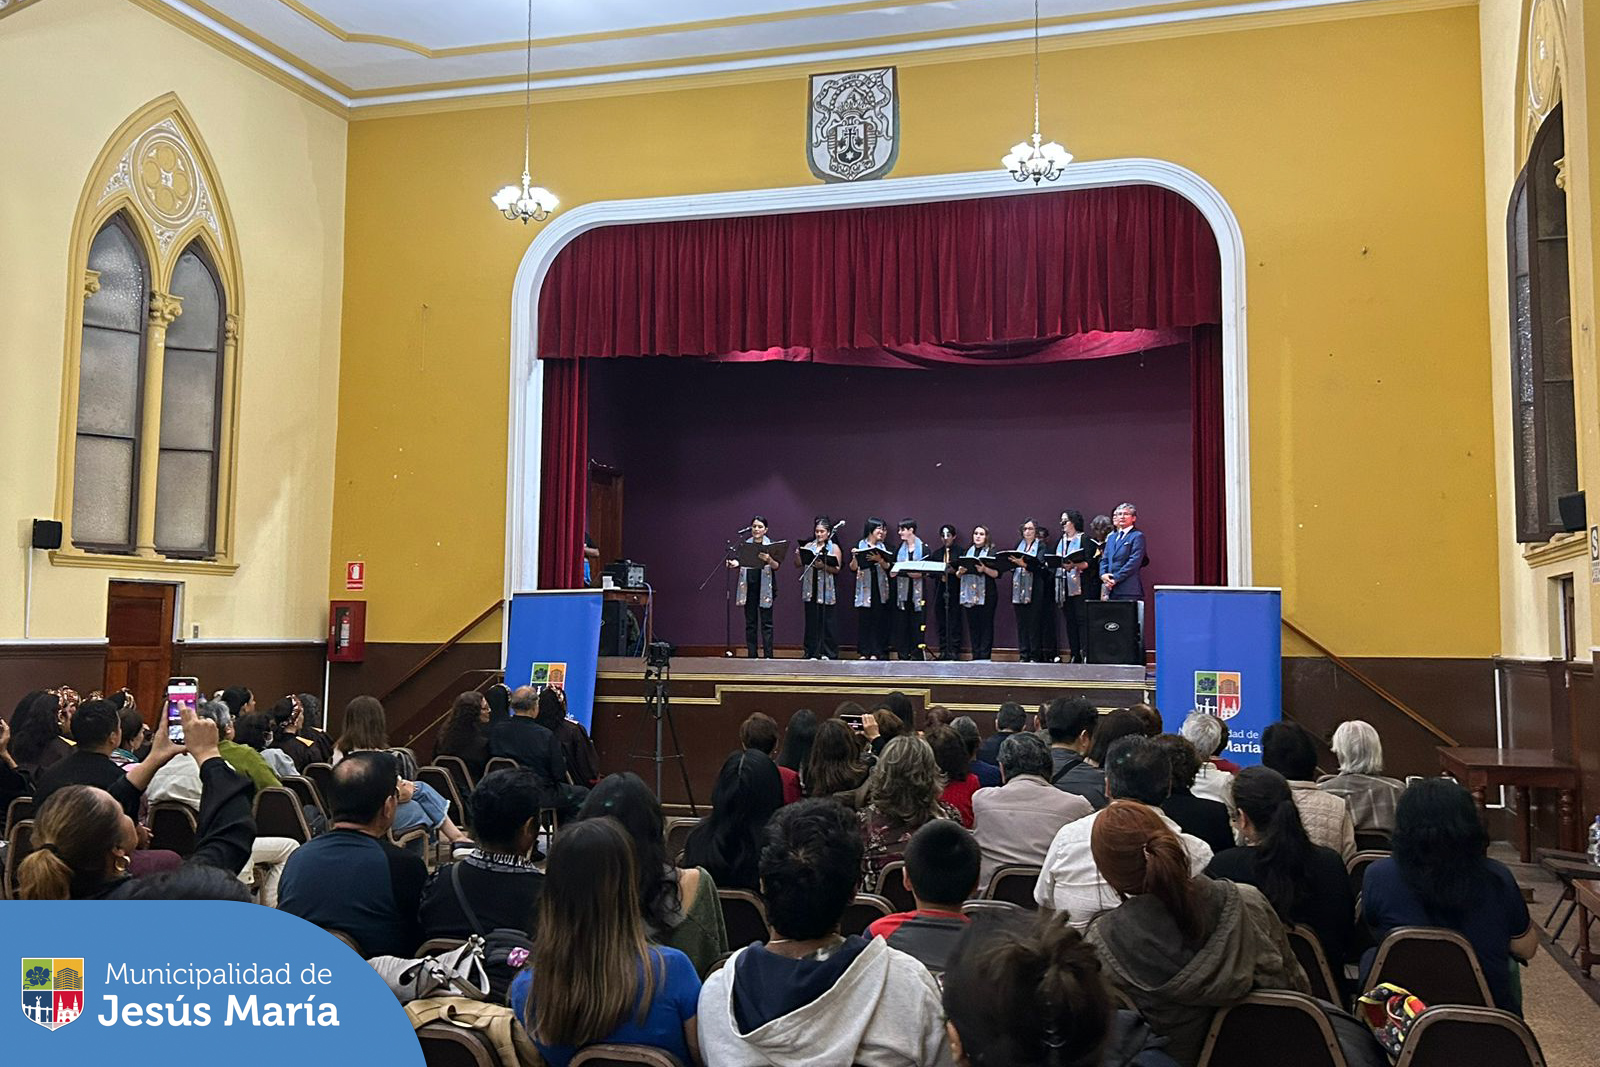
{"left": 599, "top": 655, "right": 1148, "bottom": 684}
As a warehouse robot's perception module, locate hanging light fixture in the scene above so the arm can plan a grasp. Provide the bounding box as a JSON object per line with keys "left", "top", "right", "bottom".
{"left": 1002, "top": 0, "right": 1073, "bottom": 183}
{"left": 491, "top": 0, "right": 558, "bottom": 223}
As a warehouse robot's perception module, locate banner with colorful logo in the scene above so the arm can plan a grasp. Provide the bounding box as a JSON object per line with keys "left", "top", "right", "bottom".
{"left": 1154, "top": 586, "right": 1282, "bottom": 768}
{"left": 505, "top": 590, "right": 603, "bottom": 730}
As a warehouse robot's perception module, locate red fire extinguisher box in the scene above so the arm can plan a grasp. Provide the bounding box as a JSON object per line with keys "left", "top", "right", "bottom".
{"left": 328, "top": 600, "right": 367, "bottom": 663}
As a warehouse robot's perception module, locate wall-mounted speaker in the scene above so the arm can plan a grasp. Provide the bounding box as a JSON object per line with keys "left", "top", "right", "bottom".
{"left": 1558, "top": 491, "right": 1587, "bottom": 534}
{"left": 31, "top": 519, "right": 62, "bottom": 550}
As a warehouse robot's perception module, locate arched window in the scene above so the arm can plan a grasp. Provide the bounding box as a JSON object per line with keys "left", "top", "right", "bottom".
{"left": 155, "top": 244, "right": 225, "bottom": 557}
{"left": 1509, "top": 104, "right": 1575, "bottom": 542}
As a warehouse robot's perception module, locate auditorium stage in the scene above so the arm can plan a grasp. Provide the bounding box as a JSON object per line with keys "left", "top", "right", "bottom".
{"left": 589, "top": 655, "right": 1151, "bottom": 808}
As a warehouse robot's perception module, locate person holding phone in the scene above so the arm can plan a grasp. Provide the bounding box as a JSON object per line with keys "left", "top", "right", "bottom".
{"left": 727, "top": 514, "right": 780, "bottom": 658}
{"left": 850, "top": 517, "right": 894, "bottom": 659}
{"left": 796, "top": 515, "right": 842, "bottom": 660}
{"left": 33, "top": 697, "right": 185, "bottom": 819}
{"left": 958, "top": 526, "right": 1001, "bottom": 660}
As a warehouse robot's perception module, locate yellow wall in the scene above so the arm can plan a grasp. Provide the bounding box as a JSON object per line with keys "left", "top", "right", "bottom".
{"left": 0, "top": 0, "right": 346, "bottom": 640}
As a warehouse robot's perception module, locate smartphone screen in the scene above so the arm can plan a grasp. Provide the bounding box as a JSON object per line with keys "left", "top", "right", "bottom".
{"left": 838, "top": 713, "right": 865, "bottom": 731}
{"left": 165, "top": 678, "right": 198, "bottom": 744}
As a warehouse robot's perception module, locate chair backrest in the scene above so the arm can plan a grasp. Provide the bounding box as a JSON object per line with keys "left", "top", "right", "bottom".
{"left": 1195, "top": 991, "right": 1349, "bottom": 1067}
{"left": 1367, "top": 927, "right": 1493, "bottom": 1008}
{"left": 253, "top": 786, "right": 313, "bottom": 843}
{"left": 419, "top": 765, "right": 467, "bottom": 827}
{"left": 146, "top": 802, "right": 198, "bottom": 856}
{"left": 1347, "top": 850, "right": 1390, "bottom": 897}
{"left": 983, "top": 865, "right": 1042, "bottom": 908}
{"left": 415, "top": 1022, "right": 499, "bottom": 1067}
{"left": 323, "top": 928, "right": 365, "bottom": 956}
{"left": 4, "top": 819, "right": 35, "bottom": 899}
{"left": 303, "top": 762, "right": 336, "bottom": 809}
{"left": 875, "top": 861, "right": 916, "bottom": 912}
{"left": 961, "top": 899, "right": 1023, "bottom": 919}
{"left": 664, "top": 817, "right": 699, "bottom": 863}
{"left": 570, "top": 1045, "right": 687, "bottom": 1067}
{"left": 484, "top": 757, "right": 519, "bottom": 777}
{"left": 416, "top": 937, "right": 468, "bottom": 959}
{"left": 1391, "top": 1006, "right": 1546, "bottom": 1067}
{"left": 717, "top": 889, "right": 770, "bottom": 949}
{"left": 279, "top": 774, "right": 323, "bottom": 814}
{"left": 1354, "top": 830, "right": 1392, "bottom": 853}
{"left": 5, "top": 795, "right": 34, "bottom": 837}
{"left": 1288, "top": 924, "right": 1342, "bottom": 1004}
{"left": 435, "top": 753, "right": 477, "bottom": 794}
{"left": 840, "top": 893, "right": 894, "bottom": 936}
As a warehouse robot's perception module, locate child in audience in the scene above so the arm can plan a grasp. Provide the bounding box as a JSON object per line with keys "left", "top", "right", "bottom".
{"left": 867, "top": 819, "right": 977, "bottom": 974}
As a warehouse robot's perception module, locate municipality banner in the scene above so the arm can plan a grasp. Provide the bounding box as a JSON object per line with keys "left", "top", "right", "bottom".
{"left": 1154, "top": 586, "right": 1282, "bottom": 768}
{"left": 505, "top": 589, "right": 603, "bottom": 730}
{"left": 5, "top": 901, "right": 422, "bottom": 1063}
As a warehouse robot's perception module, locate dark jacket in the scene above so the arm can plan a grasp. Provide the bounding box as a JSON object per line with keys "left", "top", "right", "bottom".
{"left": 1160, "top": 790, "right": 1235, "bottom": 857}
{"left": 487, "top": 716, "right": 566, "bottom": 791}
{"left": 35, "top": 749, "right": 143, "bottom": 818}
{"left": 279, "top": 828, "right": 429, "bottom": 958}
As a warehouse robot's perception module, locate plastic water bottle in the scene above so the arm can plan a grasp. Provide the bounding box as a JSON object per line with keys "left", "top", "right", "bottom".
{"left": 1589, "top": 816, "right": 1600, "bottom": 865}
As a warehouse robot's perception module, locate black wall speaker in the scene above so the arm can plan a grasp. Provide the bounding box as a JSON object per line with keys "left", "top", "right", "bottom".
{"left": 1085, "top": 600, "right": 1142, "bottom": 665}
{"left": 1558, "top": 490, "right": 1587, "bottom": 534}
{"left": 31, "top": 519, "right": 62, "bottom": 550}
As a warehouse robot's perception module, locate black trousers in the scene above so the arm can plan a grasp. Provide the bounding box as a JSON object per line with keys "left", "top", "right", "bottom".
{"left": 1062, "top": 593, "right": 1087, "bottom": 662}
{"left": 1014, "top": 598, "right": 1044, "bottom": 662}
{"left": 803, "top": 601, "right": 838, "bottom": 659}
{"left": 1038, "top": 578, "right": 1059, "bottom": 660}
{"left": 744, "top": 600, "right": 774, "bottom": 658}
{"left": 857, "top": 602, "right": 891, "bottom": 658}
{"left": 892, "top": 602, "right": 926, "bottom": 660}
{"left": 965, "top": 600, "right": 997, "bottom": 659}
{"left": 933, "top": 581, "right": 963, "bottom": 659}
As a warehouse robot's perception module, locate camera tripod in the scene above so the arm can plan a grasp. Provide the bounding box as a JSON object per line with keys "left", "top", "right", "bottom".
{"left": 631, "top": 658, "right": 698, "bottom": 814}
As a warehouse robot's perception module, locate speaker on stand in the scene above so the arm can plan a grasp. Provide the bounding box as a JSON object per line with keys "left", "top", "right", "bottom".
{"left": 1085, "top": 600, "right": 1142, "bottom": 665}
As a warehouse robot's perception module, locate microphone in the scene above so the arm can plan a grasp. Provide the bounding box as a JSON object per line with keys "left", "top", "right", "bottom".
{"left": 736, "top": 525, "right": 754, "bottom": 535}
{"left": 832, "top": 520, "right": 846, "bottom": 530}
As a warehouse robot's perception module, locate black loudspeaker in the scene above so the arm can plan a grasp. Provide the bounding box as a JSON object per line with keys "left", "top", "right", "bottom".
{"left": 31, "top": 519, "right": 62, "bottom": 550}
{"left": 1085, "top": 601, "right": 1142, "bottom": 665}
{"left": 1558, "top": 490, "right": 1587, "bottom": 533}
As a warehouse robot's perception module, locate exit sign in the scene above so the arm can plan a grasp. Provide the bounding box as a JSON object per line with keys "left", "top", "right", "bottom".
{"left": 346, "top": 561, "right": 365, "bottom": 590}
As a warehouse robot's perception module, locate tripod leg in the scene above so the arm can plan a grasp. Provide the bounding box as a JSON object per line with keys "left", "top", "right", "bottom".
{"left": 659, "top": 688, "right": 698, "bottom": 815}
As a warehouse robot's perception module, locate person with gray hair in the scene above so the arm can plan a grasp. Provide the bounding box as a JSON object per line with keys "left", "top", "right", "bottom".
{"left": 971, "top": 732, "right": 1093, "bottom": 890}
{"left": 1317, "top": 720, "right": 1406, "bottom": 834}
{"left": 1181, "top": 710, "right": 1235, "bottom": 807}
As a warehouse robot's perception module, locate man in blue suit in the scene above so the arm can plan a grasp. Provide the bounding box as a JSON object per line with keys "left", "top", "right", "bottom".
{"left": 1099, "top": 502, "right": 1147, "bottom": 601}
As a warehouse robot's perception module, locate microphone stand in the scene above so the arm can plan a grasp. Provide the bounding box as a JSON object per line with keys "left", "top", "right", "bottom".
{"left": 697, "top": 526, "right": 750, "bottom": 657}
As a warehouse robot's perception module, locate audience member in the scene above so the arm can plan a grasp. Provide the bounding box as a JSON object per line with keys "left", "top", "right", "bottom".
{"left": 488, "top": 686, "right": 586, "bottom": 819}
{"left": 535, "top": 685, "right": 601, "bottom": 788}
{"left": 697, "top": 799, "right": 953, "bottom": 1067}
{"left": 1361, "top": 778, "right": 1536, "bottom": 1013}
{"left": 1127, "top": 703, "right": 1163, "bottom": 737}
{"left": 434, "top": 691, "right": 492, "bottom": 780}
{"left": 111, "top": 698, "right": 147, "bottom": 766}
{"left": 117, "top": 863, "right": 254, "bottom": 902}
{"left": 215, "top": 708, "right": 284, "bottom": 794}
{"left": 1317, "top": 720, "right": 1406, "bottom": 835}
{"left": 35, "top": 699, "right": 172, "bottom": 817}
{"left": 683, "top": 749, "right": 784, "bottom": 893}
{"left": 1044, "top": 696, "right": 1108, "bottom": 809}
{"left": 805, "top": 717, "right": 870, "bottom": 804}
{"left": 578, "top": 773, "right": 728, "bottom": 975}
{"left": 1261, "top": 722, "right": 1356, "bottom": 861}
{"left": 419, "top": 767, "right": 547, "bottom": 941}
{"left": 867, "top": 819, "right": 977, "bottom": 973}
{"left": 11, "top": 691, "right": 72, "bottom": 780}
{"left": 295, "top": 693, "right": 336, "bottom": 758}
{"left": 233, "top": 710, "right": 299, "bottom": 780}
{"left": 1210, "top": 719, "right": 1241, "bottom": 774}
{"left": 19, "top": 708, "right": 253, "bottom": 901}
{"left": 267, "top": 694, "right": 330, "bottom": 771}
{"left": 942, "top": 911, "right": 1178, "bottom": 1067}
{"left": 859, "top": 735, "right": 962, "bottom": 890}
{"left": 926, "top": 725, "right": 979, "bottom": 828}
{"left": 1206, "top": 767, "right": 1356, "bottom": 969}
{"left": 972, "top": 732, "right": 1092, "bottom": 889}
{"left": 278, "top": 751, "right": 427, "bottom": 958}
{"left": 740, "top": 712, "right": 801, "bottom": 804}
{"left": 1179, "top": 711, "right": 1234, "bottom": 806}
{"left": 511, "top": 818, "right": 702, "bottom": 1067}
{"left": 0, "top": 719, "right": 28, "bottom": 814}
{"left": 863, "top": 706, "right": 907, "bottom": 758}
{"left": 484, "top": 682, "right": 511, "bottom": 721}
{"left": 950, "top": 716, "right": 1000, "bottom": 788}
{"left": 219, "top": 686, "right": 256, "bottom": 720}
{"left": 923, "top": 705, "right": 957, "bottom": 731}
{"left": 1153, "top": 734, "right": 1234, "bottom": 856}
{"left": 338, "top": 695, "right": 471, "bottom": 846}
{"left": 1036, "top": 736, "right": 1214, "bottom": 928}
{"left": 975, "top": 702, "right": 1025, "bottom": 766}
{"left": 1086, "top": 801, "right": 1307, "bottom": 1066}
{"left": 776, "top": 709, "right": 818, "bottom": 786}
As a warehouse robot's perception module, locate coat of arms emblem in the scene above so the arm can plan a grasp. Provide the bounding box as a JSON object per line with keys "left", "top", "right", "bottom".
{"left": 808, "top": 67, "right": 899, "bottom": 183}
{"left": 22, "top": 958, "right": 84, "bottom": 1030}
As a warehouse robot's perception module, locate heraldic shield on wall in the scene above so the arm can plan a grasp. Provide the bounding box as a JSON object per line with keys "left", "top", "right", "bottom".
{"left": 808, "top": 67, "right": 899, "bottom": 182}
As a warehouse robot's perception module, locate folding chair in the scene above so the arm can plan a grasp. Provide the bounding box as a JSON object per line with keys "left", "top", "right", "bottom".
{"left": 983, "top": 865, "right": 1043, "bottom": 909}
{"left": 1391, "top": 1005, "right": 1546, "bottom": 1067}
{"left": 1366, "top": 927, "right": 1493, "bottom": 1008}
{"left": 840, "top": 893, "right": 894, "bottom": 936}
{"left": 1195, "top": 990, "right": 1349, "bottom": 1067}
{"left": 717, "top": 889, "right": 770, "bottom": 949}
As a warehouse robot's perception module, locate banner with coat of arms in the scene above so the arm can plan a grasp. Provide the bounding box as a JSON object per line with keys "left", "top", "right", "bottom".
{"left": 808, "top": 67, "right": 899, "bottom": 183}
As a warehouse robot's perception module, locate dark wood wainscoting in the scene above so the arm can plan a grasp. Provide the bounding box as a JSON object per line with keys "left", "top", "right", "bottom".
{"left": 328, "top": 641, "right": 503, "bottom": 750}
{"left": 1494, "top": 657, "right": 1596, "bottom": 851}
{"left": 172, "top": 642, "right": 327, "bottom": 711}
{"left": 0, "top": 643, "right": 109, "bottom": 713}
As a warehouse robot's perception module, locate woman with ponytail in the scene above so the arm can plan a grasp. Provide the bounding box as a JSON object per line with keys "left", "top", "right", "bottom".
{"left": 1206, "top": 766, "right": 1356, "bottom": 969}
{"left": 1085, "top": 801, "right": 1307, "bottom": 1067}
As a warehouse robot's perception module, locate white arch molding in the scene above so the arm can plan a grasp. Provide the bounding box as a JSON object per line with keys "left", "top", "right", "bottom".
{"left": 506, "top": 160, "right": 1253, "bottom": 610}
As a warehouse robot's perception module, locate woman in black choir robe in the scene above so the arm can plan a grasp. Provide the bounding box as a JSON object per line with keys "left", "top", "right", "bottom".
{"left": 795, "top": 516, "right": 843, "bottom": 660}
{"left": 849, "top": 517, "right": 894, "bottom": 660}
{"left": 727, "top": 514, "right": 780, "bottom": 658}
{"left": 931, "top": 524, "right": 965, "bottom": 660}
{"left": 958, "top": 525, "right": 1000, "bottom": 660}
{"left": 1007, "top": 518, "right": 1046, "bottom": 663}
{"left": 1056, "top": 509, "right": 1092, "bottom": 664}
{"left": 891, "top": 519, "right": 928, "bottom": 661}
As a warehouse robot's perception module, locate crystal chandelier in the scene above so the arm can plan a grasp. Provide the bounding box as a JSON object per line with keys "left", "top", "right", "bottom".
{"left": 491, "top": 0, "right": 558, "bottom": 223}
{"left": 1002, "top": 0, "right": 1073, "bottom": 184}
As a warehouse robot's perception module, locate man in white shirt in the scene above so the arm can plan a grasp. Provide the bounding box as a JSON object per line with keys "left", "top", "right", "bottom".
{"left": 1035, "top": 735, "right": 1213, "bottom": 928}
{"left": 972, "top": 732, "right": 1092, "bottom": 889}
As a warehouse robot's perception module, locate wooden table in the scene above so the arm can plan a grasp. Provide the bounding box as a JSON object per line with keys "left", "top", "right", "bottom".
{"left": 1577, "top": 879, "right": 1600, "bottom": 980}
{"left": 1437, "top": 747, "right": 1581, "bottom": 862}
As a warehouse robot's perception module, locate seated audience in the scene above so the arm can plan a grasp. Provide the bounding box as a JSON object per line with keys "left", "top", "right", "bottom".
{"left": 578, "top": 773, "right": 728, "bottom": 975}
{"left": 219, "top": 685, "right": 255, "bottom": 720}
{"left": 859, "top": 735, "right": 963, "bottom": 890}
{"left": 975, "top": 702, "right": 1025, "bottom": 766}
{"left": 35, "top": 698, "right": 173, "bottom": 817}
{"left": 740, "top": 712, "right": 802, "bottom": 804}
{"left": 1127, "top": 702, "right": 1163, "bottom": 737}
{"left": 1153, "top": 733, "right": 1234, "bottom": 856}
{"left": 1086, "top": 801, "right": 1308, "bottom": 1066}
{"left": 805, "top": 717, "right": 870, "bottom": 804}
{"left": 278, "top": 751, "right": 428, "bottom": 958}
{"left": 268, "top": 694, "right": 334, "bottom": 770}
{"left": 535, "top": 685, "right": 601, "bottom": 788}
{"left": 1206, "top": 767, "right": 1356, "bottom": 969}
{"left": 1361, "top": 778, "right": 1535, "bottom": 1014}
{"left": 950, "top": 716, "right": 1000, "bottom": 788}
{"left": 233, "top": 710, "right": 299, "bottom": 780}
{"left": 117, "top": 863, "right": 254, "bottom": 902}
{"left": 1262, "top": 722, "right": 1356, "bottom": 861}
{"left": 683, "top": 748, "right": 784, "bottom": 892}
{"left": 776, "top": 708, "right": 818, "bottom": 791}
{"left": 943, "top": 911, "right": 1178, "bottom": 1067}
{"left": 697, "top": 799, "right": 953, "bottom": 1067}
{"left": 972, "top": 732, "right": 1092, "bottom": 889}
{"left": 19, "top": 708, "right": 253, "bottom": 900}
{"left": 1036, "top": 736, "right": 1214, "bottom": 928}
{"left": 1179, "top": 711, "right": 1235, "bottom": 806}
{"left": 488, "top": 686, "right": 585, "bottom": 818}
{"left": 511, "top": 818, "right": 702, "bottom": 1067}
{"left": 338, "top": 695, "right": 471, "bottom": 846}
{"left": 485, "top": 682, "right": 511, "bottom": 720}
{"left": 923, "top": 705, "right": 957, "bottom": 731}
{"left": 11, "top": 691, "right": 73, "bottom": 780}
{"left": 1317, "top": 720, "right": 1406, "bottom": 835}
{"left": 0, "top": 719, "right": 29, "bottom": 814}
{"left": 215, "top": 710, "right": 284, "bottom": 795}
{"left": 1044, "top": 696, "right": 1108, "bottom": 809}
{"left": 110, "top": 696, "right": 147, "bottom": 766}
{"left": 926, "top": 725, "right": 980, "bottom": 828}
{"left": 419, "top": 767, "right": 547, "bottom": 941}
{"left": 863, "top": 706, "right": 907, "bottom": 758}
{"left": 867, "top": 819, "right": 976, "bottom": 973}
{"left": 434, "top": 691, "right": 493, "bottom": 781}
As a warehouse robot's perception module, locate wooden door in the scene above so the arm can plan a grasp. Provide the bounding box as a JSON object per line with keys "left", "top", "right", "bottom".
{"left": 588, "top": 461, "right": 624, "bottom": 569}
{"left": 105, "top": 581, "right": 176, "bottom": 725}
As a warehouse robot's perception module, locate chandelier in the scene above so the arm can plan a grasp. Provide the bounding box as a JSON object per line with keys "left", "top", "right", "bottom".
{"left": 491, "top": 0, "right": 558, "bottom": 223}
{"left": 1002, "top": 0, "right": 1073, "bottom": 184}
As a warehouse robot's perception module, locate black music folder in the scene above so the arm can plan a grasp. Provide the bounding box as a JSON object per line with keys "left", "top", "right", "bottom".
{"left": 853, "top": 545, "right": 894, "bottom": 568}
{"left": 798, "top": 546, "right": 839, "bottom": 568}
{"left": 731, "top": 540, "right": 789, "bottom": 568}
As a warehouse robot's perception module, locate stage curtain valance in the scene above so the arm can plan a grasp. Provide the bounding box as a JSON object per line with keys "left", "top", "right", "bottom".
{"left": 537, "top": 185, "right": 1220, "bottom": 360}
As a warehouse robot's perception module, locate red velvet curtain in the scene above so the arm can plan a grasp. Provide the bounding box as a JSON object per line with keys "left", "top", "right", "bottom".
{"left": 1190, "top": 325, "right": 1227, "bottom": 584}
{"left": 537, "top": 360, "right": 588, "bottom": 590}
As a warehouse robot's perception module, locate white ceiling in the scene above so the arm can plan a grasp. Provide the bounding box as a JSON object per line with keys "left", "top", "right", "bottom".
{"left": 152, "top": 0, "right": 1408, "bottom": 108}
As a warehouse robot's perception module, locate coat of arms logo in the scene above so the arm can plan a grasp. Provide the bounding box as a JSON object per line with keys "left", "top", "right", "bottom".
{"left": 22, "top": 957, "right": 85, "bottom": 1030}
{"left": 808, "top": 67, "right": 899, "bottom": 183}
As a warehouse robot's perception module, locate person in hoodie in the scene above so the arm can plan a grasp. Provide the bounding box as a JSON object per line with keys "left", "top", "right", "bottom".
{"left": 942, "top": 910, "right": 1179, "bottom": 1067}
{"left": 697, "top": 799, "right": 954, "bottom": 1067}
{"left": 1085, "top": 801, "right": 1308, "bottom": 1067}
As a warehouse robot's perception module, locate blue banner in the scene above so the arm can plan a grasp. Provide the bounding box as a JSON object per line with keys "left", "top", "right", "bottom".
{"left": 1154, "top": 586, "right": 1282, "bottom": 768}
{"left": 504, "top": 590, "right": 603, "bottom": 730}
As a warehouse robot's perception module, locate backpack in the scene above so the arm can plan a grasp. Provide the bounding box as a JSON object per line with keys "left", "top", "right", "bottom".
{"left": 1357, "top": 983, "right": 1429, "bottom": 1063}
{"left": 450, "top": 862, "right": 535, "bottom": 1004}
{"left": 407, "top": 996, "right": 544, "bottom": 1067}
